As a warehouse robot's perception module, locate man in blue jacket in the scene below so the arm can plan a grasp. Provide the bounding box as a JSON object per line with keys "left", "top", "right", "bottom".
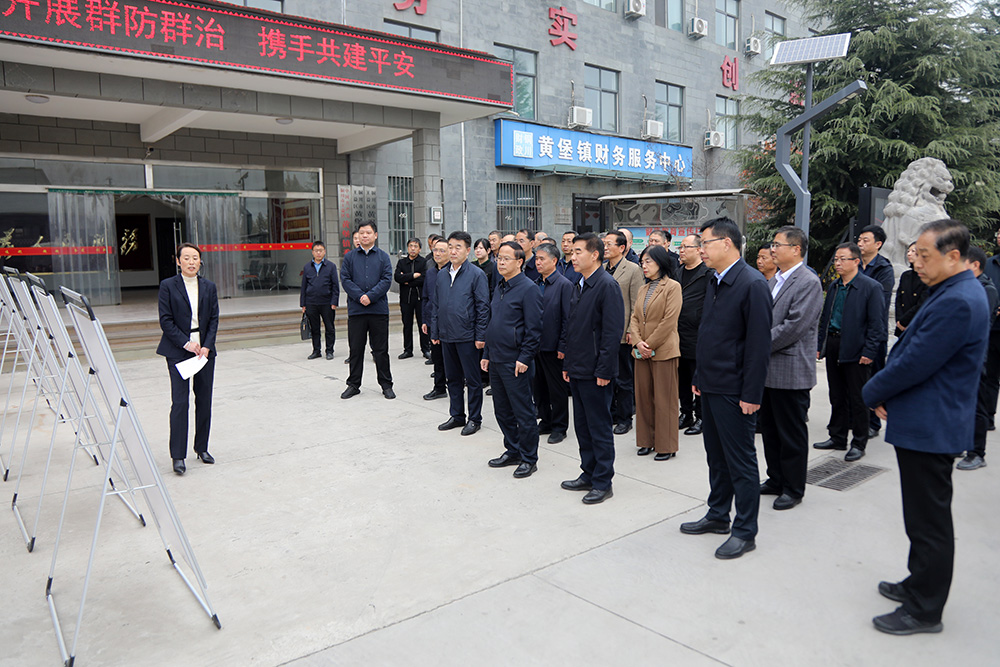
{"left": 980, "top": 227, "right": 1000, "bottom": 429}
{"left": 814, "top": 243, "right": 887, "bottom": 461}
{"left": 340, "top": 222, "right": 394, "bottom": 400}
{"left": 680, "top": 217, "right": 771, "bottom": 560}
{"left": 559, "top": 233, "right": 624, "bottom": 505}
{"left": 858, "top": 224, "right": 894, "bottom": 437}
{"left": 300, "top": 241, "right": 340, "bottom": 361}
{"left": 429, "top": 231, "right": 490, "bottom": 436}
{"left": 421, "top": 238, "right": 450, "bottom": 400}
{"left": 482, "top": 241, "right": 543, "bottom": 478}
{"left": 863, "top": 219, "right": 988, "bottom": 636}
{"left": 533, "top": 243, "right": 573, "bottom": 445}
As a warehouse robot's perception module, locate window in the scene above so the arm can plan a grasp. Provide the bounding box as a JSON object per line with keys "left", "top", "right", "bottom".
{"left": 581, "top": 0, "right": 616, "bottom": 10}
{"left": 494, "top": 45, "right": 537, "bottom": 120}
{"left": 243, "top": 0, "right": 282, "bottom": 12}
{"left": 387, "top": 176, "right": 414, "bottom": 255}
{"left": 715, "top": 0, "right": 739, "bottom": 49}
{"left": 715, "top": 96, "right": 739, "bottom": 149}
{"left": 584, "top": 65, "right": 619, "bottom": 132}
{"left": 496, "top": 183, "right": 540, "bottom": 234}
{"left": 383, "top": 20, "right": 439, "bottom": 42}
{"left": 655, "top": 82, "right": 683, "bottom": 143}
{"left": 764, "top": 12, "right": 786, "bottom": 62}
{"left": 654, "top": 0, "right": 684, "bottom": 31}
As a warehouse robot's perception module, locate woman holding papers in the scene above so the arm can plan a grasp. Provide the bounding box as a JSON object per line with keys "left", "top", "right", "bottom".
{"left": 156, "top": 243, "right": 220, "bottom": 476}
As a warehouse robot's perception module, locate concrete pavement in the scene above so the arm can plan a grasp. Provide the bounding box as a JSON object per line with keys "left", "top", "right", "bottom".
{"left": 0, "top": 334, "right": 996, "bottom": 666}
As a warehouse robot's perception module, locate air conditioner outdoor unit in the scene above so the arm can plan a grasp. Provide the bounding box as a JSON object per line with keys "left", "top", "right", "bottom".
{"left": 625, "top": 0, "right": 646, "bottom": 19}
{"left": 704, "top": 130, "right": 725, "bottom": 149}
{"left": 642, "top": 119, "right": 664, "bottom": 140}
{"left": 569, "top": 106, "right": 593, "bottom": 129}
{"left": 689, "top": 17, "right": 709, "bottom": 39}
{"left": 746, "top": 36, "right": 762, "bottom": 55}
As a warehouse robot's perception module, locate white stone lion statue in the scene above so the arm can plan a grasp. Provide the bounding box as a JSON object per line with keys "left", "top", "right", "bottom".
{"left": 880, "top": 157, "right": 953, "bottom": 280}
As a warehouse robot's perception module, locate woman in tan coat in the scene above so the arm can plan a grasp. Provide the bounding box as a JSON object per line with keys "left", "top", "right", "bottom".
{"left": 630, "top": 245, "right": 682, "bottom": 460}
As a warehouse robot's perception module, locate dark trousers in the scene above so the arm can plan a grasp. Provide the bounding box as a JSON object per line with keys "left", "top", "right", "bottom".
{"left": 305, "top": 304, "right": 336, "bottom": 354}
{"left": 825, "top": 335, "right": 870, "bottom": 448}
{"left": 430, "top": 342, "right": 446, "bottom": 392}
{"left": 678, "top": 357, "right": 701, "bottom": 419}
{"left": 400, "top": 298, "right": 429, "bottom": 354}
{"left": 490, "top": 360, "right": 539, "bottom": 464}
{"left": 166, "top": 356, "right": 215, "bottom": 460}
{"left": 611, "top": 343, "right": 635, "bottom": 425}
{"left": 759, "top": 387, "right": 810, "bottom": 498}
{"left": 972, "top": 370, "right": 990, "bottom": 458}
{"left": 983, "top": 329, "right": 1000, "bottom": 428}
{"left": 895, "top": 446, "right": 955, "bottom": 623}
{"left": 534, "top": 350, "right": 569, "bottom": 436}
{"left": 347, "top": 314, "right": 393, "bottom": 390}
{"left": 869, "top": 343, "right": 887, "bottom": 431}
{"left": 701, "top": 392, "right": 760, "bottom": 540}
{"left": 570, "top": 378, "right": 615, "bottom": 490}
{"left": 442, "top": 340, "right": 483, "bottom": 423}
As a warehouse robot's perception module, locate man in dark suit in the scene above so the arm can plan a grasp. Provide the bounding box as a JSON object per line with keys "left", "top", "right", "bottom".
{"left": 863, "top": 218, "right": 988, "bottom": 635}
{"left": 959, "top": 247, "right": 999, "bottom": 471}
{"left": 300, "top": 240, "right": 339, "bottom": 361}
{"left": 421, "top": 238, "right": 450, "bottom": 400}
{"left": 483, "top": 241, "right": 543, "bottom": 478}
{"left": 605, "top": 231, "right": 644, "bottom": 435}
{"left": 858, "top": 224, "right": 894, "bottom": 437}
{"left": 560, "top": 233, "right": 624, "bottom": 505}
{"left": 680, "top": 217, "right": 771, "bottom": 560}
{"left": 758, "top": 226, "right": 823, "bottom": 511}
{"left": 533, "top": 242, "right": 573, "bottom": 445}
{"left": 516, "top": 229, "right": 540, "bottom": 282}
{"left": 157, "top": 243, "right": 220, "bottom": 475}
{"left": 394, "top": 237, "right": 428, "bottom": 360}
{"left": 340, "top": 222, "right": 395, "bottom": 400}
{"left": 979, "top": 228, "right": 1000, "bottom": 429}
{"left": 814, "top": 243, "right": 886, "bottom": 461}
{"left": 677, "top": 234, "right": 712, "bottom": 435}
{"left": 647, "top": 230, "right": 680, "bottom": 279}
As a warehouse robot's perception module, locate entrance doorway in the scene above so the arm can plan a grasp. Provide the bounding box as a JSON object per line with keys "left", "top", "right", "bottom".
{"left": 114, "top": 193, "right": 187, "bottom": 298}
{"left": 573, "top": 195, "right": 604, "bottom": 234}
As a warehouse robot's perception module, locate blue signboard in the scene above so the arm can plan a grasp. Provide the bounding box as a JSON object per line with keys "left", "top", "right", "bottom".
{"left": 495, "top": 119, "right": 693, "bottom": 180}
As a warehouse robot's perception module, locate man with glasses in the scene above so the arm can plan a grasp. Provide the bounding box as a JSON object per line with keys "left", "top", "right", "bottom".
{"left": 758, "top": 227, "right": 823, "bottom": 511}
{"left": 534, "top": 243, "right": 574, "bottom": 445}
{"left": 814, "top": 243, "right": 887, "bottom": 461}
{"left": 677, "top": 234, "right": 712, "bottom": 435}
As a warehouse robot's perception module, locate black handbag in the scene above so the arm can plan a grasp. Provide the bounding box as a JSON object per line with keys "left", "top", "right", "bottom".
{"left": 300, "top": 312, "right": 312, "bottom": 340}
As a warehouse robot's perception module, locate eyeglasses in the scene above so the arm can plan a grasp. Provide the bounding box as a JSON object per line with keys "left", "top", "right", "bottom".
{"left": 496, "top": 256, "right": 517, "bottom": 263}
{"left": 680, "top": 244, "right": 700, "bottom": 249}
{"left": 770, "top": 241, "right": 797, "bottom": 248}
{"left": 833, "top": 256, "right": 859, "bottom": 263}
{"left": 701, "top": 237, "right": 727, "bottom": 246}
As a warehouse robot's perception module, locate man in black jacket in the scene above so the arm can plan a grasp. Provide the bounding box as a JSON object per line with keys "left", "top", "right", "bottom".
{"left": 394, "top": 237, "right": 428, "bottom": 360}
{"left": 560, "top": 233, "right": 624, "bottom": 505}
{"left": 300, "top": 241, "right": 340, "bottom": 360}
{"left": 421, "top": 238, "right": 450, "bottom": 400}
{"left": 960, "top": 246, "right": 1000, "bottom": 471}
{"left": 981, "top": 228, "right": 1000, "bottom": 430}
{"left": 483, "top": 241, "right": 543, "bottom": 478}
{"left": 814, "top": 243, "right": 887, "bottom": 461}
{"left": 680, "top": 217, "right": 771, "bottom": 560}
{"left": 858, "top": 224, "right": 894, "bottom": 437}
{"left": 534, "top": 243, "right": 574, "bottom": 445}
{"left": 677, "top": 234, "right": 712, "bottom": 435}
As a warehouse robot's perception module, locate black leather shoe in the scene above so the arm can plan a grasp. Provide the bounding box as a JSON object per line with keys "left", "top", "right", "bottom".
{"left": 398, "top": 351, "right": 413, "bottom": 359}
{"left": 547, "top": 432, "right": 566, "bottom": 444}
{"left": 423, "top": 389, "right": 447, "bottom": 400}
{"left": 308, "top": 351, "right": 322, "bottom": 360}
{"left": 654, "top": 452, "right": 675, "bottom": 461}
{"left": 383, "top": 387, "right": 396, "bottom": 400}
{"left": 613, "top": 422, "right": 632, "bottom": 435}
{"left": 684, "top": 419, "right": 703, "bottom": 436}
{"left": 868, "top": 427, "right": 880, "bottom": 439}
{"left": 872, "top": 607, "right": 942, "bottom": 635}
{"left": 485, "top": 388, "right": 493, "bottom": 396}
{"left": 680, "top": 516, "right": 731, "bottom": 535}
{"left": 773, "top": 493, "right": 801, "bottom": 510}
{"left": 343, "top": 357, "right": 349, "bottom": 364}
{"left": 760, "top": 481, "right": 781, "bottom": 496}
{"left": 172, "top": 459, "right": 185, "bottom": 475}
{"left": 422, "top": 350, "right": 432, "bottom": 359}
{"left": 845, "top": 446, "right": 866, "bottom": 462}
{"left": 438, "top": 417, "right": 466, "bottom": 431}
{"left": 715, "top": 535, "right": 756, "bottom": 559}
{"left": 341, "top": 386, "right": 360, "bottom": 399}
{"left": 878, "top": 581, "right": 912, "bottom": 603}
{"left": 678, "top": 413, "right": 694, "bottom": 430}
{"left": 637, "top": 447, "right": 654, "bottom": 456}
{"left": 561, "top": 476, "right": 592, "bottom": 491}
{"left": 196, "top": 451, "right": 215, "bottom": 464}
{"left": 488, "top": 452, "right": 521, "bottom": 468}
{"left": 326, "top": 352, "right": 334, "bottom": 360}
{"left": 813, "top": 438, "right": 847, "bottom": 450}
{"left": 425, "top": 358, "right": 434, "bottom": 365}
{"left": 582, "top": 487, "right": 613, "bottom": 504}
{"left": 513, "top": 462, "right": 537, "bottom": 478}
{"left": 460, "top": 421, "right": 481, "bottom": 436}
{"left": 537, "top": 426, "right": 553, "bottom": 435}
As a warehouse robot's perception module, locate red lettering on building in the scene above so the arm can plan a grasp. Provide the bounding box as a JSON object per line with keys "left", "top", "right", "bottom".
{"left": 392, "top": 0, "right": 427, "bottom": 16}
{"left": 124, "top": 5, "right": 157, "bottom": 39}
{"left": 548, "top": 6, "right": 577, "bottom": 50}
{"left": 46, "top": 0, "right": 82, "bottom": 27}
{"left": 86, "top": 0, "right": 121, "bottom": 33}
{"left": 258, "top": 26, "right": 286, "bottom": 58}
{"left": 194, "top": 15, "right": 223, "bottom": 49}
{"left": 288, "top": 33, "right": 313, "bottom": 61}
{"left": 160, "top": 10, "right": 192, "bottom": 44}
{"left": 315, "top": 37, "right": 341, "bottom": 66}
{"left": 342, "top": 42, "right": 367, "bottom": 70}
{"left": 2, "top": 0, "right": 41, "bottom": 21}
{"left": 394, "top": 50, "right": 415, "bottom": 78}
{"left": 369, "top": 47, "right": 390, "bottom": 74}
{"left": 722, "top": 55, "right": 739, "bottom": 91}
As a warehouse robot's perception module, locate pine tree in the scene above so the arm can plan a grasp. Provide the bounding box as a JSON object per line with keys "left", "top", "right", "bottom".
{"left": 736, "top": 0, "right": 1000, "bottom": 265}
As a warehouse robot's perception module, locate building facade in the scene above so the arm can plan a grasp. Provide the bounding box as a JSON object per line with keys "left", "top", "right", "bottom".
{"left": 0, "top": 0, "right": 813, "bottom": 303}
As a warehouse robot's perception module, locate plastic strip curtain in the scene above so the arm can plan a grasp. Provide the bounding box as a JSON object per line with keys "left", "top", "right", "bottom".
{"left": 47, "top": 190, "right": 120, "bottom": 306}
{"left": 185, "top": 194, "right": 241, "bottom": 298}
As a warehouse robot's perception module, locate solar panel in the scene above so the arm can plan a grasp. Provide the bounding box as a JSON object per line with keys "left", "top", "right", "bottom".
{"left": 770, "top": 33, "right": 851, "bottom": 66}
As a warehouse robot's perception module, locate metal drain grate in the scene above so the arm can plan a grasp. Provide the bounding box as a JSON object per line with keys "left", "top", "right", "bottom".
{"left": 806, "top": 457, "right": 889, "bottom": 491}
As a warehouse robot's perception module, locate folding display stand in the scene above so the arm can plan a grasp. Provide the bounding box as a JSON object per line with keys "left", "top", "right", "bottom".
{"left": 47, "top": 288, "right": 220, "bottom": 667}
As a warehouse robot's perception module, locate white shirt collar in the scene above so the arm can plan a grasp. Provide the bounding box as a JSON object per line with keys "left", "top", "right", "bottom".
{"left": 714, "top": 258, "right": 740, "bottom": 282}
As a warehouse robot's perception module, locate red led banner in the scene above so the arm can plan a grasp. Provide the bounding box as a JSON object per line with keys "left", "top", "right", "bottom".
{"left": 0, "top": 0, "right": 513, "bottom": 105}
{"left": 0, "top": 245, "right": 112, "bottom": 255}
{"left": 200, "top": 242, "right": 312, "bottom": 251}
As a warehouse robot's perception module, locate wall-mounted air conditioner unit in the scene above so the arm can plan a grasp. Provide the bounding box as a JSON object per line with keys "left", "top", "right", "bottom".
{"left": 625, "top": 0, "right": 646, "bottom": 20}
{"left": 690, "top": 17, "right": 709, "bottom": 39}
{"left": 569, "top": 106, "right": 593, "bottom": 129}
{"left": 704, "top": 130, "right": 725, "bottom": 149}
{"left": 642, "top": 119, "right": 664, "bottom": 140}
{"left": 746, "top": 36, "right": 762, "bottom": 55}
